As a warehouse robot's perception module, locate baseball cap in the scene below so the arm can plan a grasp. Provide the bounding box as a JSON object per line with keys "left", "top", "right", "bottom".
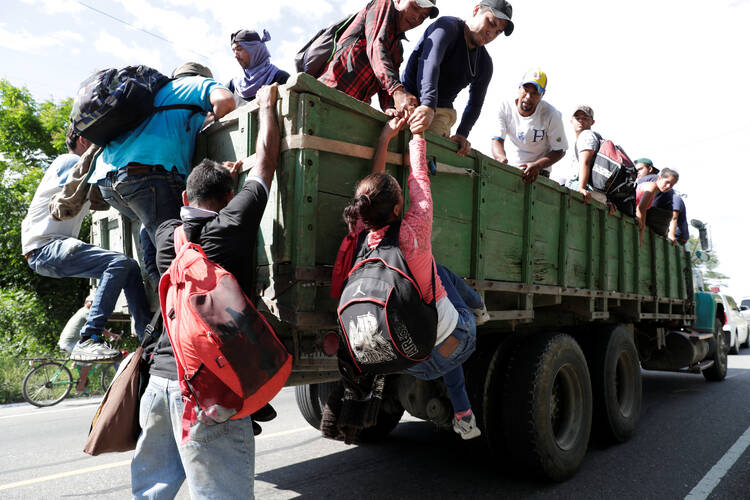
{"left": 520, "top": 68, "right": 547, "bottom": 94}
{"left": 479, "top": 0, "right": 514, "bottom": 36}
{"left": 415, "top": 0, "right": 439, "bottom": 18}
{"left": 635, "top": 158, "right": 653, "bottom": 168}
{"left": 573, "top": 105, "right": 594, "bottom": 118}
{"left": 172, "top": 62, "right": 213, "bottom": 79}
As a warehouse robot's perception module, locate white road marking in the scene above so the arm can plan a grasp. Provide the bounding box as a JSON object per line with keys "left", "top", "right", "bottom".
{"left": 684, "top": 423, "right": 750, "bottom": 500}
{"left": 0, "top": 402, "right": 101, "bottom": 420}
{"left": 0, "top": 426, "right": 314, "bottom": 491}
{"left": 0, "top": 460, "right": 131, "bottom": 491}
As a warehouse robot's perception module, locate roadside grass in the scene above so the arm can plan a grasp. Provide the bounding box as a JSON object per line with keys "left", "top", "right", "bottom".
{"left": 0, "top": 354, "right": 27, "bottom": 404}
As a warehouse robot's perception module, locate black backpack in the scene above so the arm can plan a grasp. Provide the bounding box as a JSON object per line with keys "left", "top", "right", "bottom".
{"left": 70, "top": 65, "right": 204, "bottom": 146}
{"left": 294, "top": 11, "right": 362, "bottom": 78}
{"left": 337, "top": 222, "right": 438, "bottom": 375}
{"left": 590, "top": 132, "right": 637, "bottom": 216}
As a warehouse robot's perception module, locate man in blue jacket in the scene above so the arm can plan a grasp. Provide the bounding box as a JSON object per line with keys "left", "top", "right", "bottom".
{"left": 403, "top": 0, "right": 513, "bottom": 155}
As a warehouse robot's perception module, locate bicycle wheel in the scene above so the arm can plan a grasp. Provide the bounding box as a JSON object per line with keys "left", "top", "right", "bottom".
{"left": 22, "top": 362, "right": 73, "bottom": 407}
{"left": 99, "top": 363, "right": 116, "bottom": 392}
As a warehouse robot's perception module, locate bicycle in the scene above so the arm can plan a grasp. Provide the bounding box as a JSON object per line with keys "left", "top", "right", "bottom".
{"left": 20, "top": 343, "right": 126, "bottom": 408}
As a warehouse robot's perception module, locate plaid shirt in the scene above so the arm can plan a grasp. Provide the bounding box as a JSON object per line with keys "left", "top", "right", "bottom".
{"left": 318, "top": 0, "right": 405, "bottom": 111}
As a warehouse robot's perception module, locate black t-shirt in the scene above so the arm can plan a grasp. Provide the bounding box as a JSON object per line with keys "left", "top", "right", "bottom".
{"left": 149, "top": 179, "right": 268, "bottom": 379}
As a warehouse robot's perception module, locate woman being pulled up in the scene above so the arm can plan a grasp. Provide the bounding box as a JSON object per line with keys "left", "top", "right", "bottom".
{"left": 336, "top": 116, "right": 488, "bottom": 440}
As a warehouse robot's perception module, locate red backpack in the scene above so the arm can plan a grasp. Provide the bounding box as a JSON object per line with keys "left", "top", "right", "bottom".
{"left": 159, "top": 226, "right": 291, "bottom": 441}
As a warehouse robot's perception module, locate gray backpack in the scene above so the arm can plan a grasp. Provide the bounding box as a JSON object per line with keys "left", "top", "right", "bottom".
{"left": 294, "top": 11, "right": 362, "bottom": 77}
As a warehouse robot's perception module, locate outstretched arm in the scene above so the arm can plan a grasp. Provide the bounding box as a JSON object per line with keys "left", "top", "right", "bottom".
{"left": 372, "top": 115, "right": 406, "bottom": 174}
{"left": 251, "top": 84, "right": 280, "bottom": 189}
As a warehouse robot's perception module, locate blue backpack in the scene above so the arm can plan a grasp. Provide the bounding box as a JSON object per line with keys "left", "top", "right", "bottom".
{"left": 70, "top": 65, "right": 203, "bottom": 146}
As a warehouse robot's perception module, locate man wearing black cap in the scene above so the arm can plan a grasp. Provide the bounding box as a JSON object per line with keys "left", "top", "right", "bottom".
{"left": 228, "top": 29, "right": 290, "bottom": 102}
{"left": 318, "top": 0, "right": 438, "bottom": 116}
{"left": 89, "top": 62, "right": 235, "bottom": 296}
{"left": 403, "top": 0, "right": 513, "bottom": 155}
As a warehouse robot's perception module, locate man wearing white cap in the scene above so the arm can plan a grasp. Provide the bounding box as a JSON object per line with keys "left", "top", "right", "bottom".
{"left": 491, "top": 69, "right": 567, "bottom": 183}
{"left": 567, "top": 104, "right": 608, "bottom": 204}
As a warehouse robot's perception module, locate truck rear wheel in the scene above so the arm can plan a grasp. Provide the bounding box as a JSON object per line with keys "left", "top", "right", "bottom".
{"left": 294, "top": 381, "right": 339, "bottom": 429}
{"left": 502, "top": 333, "right": 592, "bottom": 481}
{"left": 586, "top": 326, "right": 642, "bottom": 443}
{"left": 482, "top": 335, "right": 522, "bottom": 461}
{"left": 703, "top": 318, "right": 728, "bottom": 382}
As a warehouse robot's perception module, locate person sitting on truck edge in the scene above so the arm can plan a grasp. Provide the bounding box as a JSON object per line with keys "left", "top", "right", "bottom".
{"left": 22, "top": 125, "right": 150, "bottom": 361}
{"left": 636, "top": 168, "right": 687, "bottom": 244}
{"left": 58, "top": 297, "right": 122, "bottom": 392}
{"left": 634, "top": 157, "right": 658, "bottom": 179}
{"left": 130, "top": 83, "right": 281, "bottom": 500}
{"left": 565, "top": 105, "right": 606, "bottom": 203}
{"left": 317, "top": 0, "right": 438, "bottom": 116}
{"left": 228, "top": 29, "right": 290, "bottom": 103}
{"left": 634, "top": 168, "right": 679, "bottom": 242}
{"left": 89, "top": 61, "right": 235, "bottom": 283}
{"left": 491, "top": 69, "right": 568, "bottom": 183}
{"left": 336, "top": 116, "right": 487, "bottom": 439}
{"left": 402, "top": 0, "right": 513, "bottom": 155}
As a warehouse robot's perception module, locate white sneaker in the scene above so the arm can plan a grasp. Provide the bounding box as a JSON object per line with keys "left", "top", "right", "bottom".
{"left": 472, "top": 305, "right": 491, "bottom": 326}
{"left": 70, "top": 339, "right": 121, "bottom": 361}
{"left": 453, "top": 411, "right": 482, "bottom": 440}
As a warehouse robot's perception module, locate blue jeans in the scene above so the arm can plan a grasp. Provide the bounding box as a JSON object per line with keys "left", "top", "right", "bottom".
{"left": 97, "top": 167, "right": 184, "bottom": 277}
{"left": 27, "top": 237, "right": 150, "bottom": 340}
{"left": 406, "top": 265, "right": 480, "bottom": 414}
{"left": 139, "top": 225, "right": 160, "bottom": 290}
{"left": 132, "top": 376, "right": 256, "bottom": 499}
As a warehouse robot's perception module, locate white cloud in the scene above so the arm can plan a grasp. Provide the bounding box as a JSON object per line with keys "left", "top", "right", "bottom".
{"left": 0, "top": 25, "right": 84, "bottom": 53}
{"left": 20, "top": 0, "right": 82, "bottom": 14}
{"left": 94, "top": 31, "right": 163, "bottom": 70}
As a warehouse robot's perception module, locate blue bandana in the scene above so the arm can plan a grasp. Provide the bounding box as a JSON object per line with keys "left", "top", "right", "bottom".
{"left": 232, "top": 30, "right": 280, "bottom": 100}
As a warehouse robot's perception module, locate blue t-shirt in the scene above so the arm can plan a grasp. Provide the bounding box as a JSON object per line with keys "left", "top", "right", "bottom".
{"left": 637, "top": 174, "right": 688, "bottom": 241}
{"left": 91, "top": 76, "right": 226, "bottom": 181}
{"left": 401, "top": 16, "right": 493, "bottom": 138}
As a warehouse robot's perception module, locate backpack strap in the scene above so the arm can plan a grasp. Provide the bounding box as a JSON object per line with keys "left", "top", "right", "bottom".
{"left": 592, "top": 131, "right": 603, "bottom": 156}
{"left": 152, "top": 104, "right": 206, "bottom": 132}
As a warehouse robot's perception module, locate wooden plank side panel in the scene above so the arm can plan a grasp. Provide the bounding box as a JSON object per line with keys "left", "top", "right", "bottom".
{"left": 638, "top": 231, "right": 654, "bottom": 296}
{"left": 483, "top": 229, "right": 523, "bottom": 282}
{"left": 566, "top": 199, "right": 588, "bottom": 289}
{"left": 533, "top": 184, "right": 561, "bottom": 285}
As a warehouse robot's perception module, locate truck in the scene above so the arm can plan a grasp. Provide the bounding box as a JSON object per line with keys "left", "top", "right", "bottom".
{"left": 92, "top": 73, "right": 729, "bottom": 481}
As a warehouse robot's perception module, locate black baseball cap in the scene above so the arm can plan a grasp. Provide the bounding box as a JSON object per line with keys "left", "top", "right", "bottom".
{"left": 479, "top": 0, "right": 514, "bottom": 36}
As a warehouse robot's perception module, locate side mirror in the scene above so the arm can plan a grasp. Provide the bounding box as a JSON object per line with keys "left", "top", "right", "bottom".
{"left": 690, "top": 219, "right": 712, "bottom": 252}
{"left": 741, "top": 305, "right": 749, "bottom": 311}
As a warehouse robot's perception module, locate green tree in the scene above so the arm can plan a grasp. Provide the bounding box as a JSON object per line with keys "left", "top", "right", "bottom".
{"left": 687, "top": 236, "right": 729, "bottom": 290}
{"left": 0, "top": 79, "right": 87, "bottom": 354}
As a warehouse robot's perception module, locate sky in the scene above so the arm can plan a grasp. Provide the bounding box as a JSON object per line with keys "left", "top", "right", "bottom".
{"left": 2, "top": 0, "right": 750, "bottom": 299}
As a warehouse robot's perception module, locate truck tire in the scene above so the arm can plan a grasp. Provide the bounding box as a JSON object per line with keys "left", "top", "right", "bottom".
{"left": 586, "top": 326, "right": 642, "bottom": 444}
{"left": 359, "top": 406, "right": 405, "bottom": 442}
{"left": 502, "top": 333, "right": 592, "bottom": 482}
{"left": 703, "top": 318, "right": 728, "bottom": 382}
{"left": 294, "top": 381, "right": 339, "bottom": 429}
{"left": 729, "top": 329, "right": 739, "bottom": 355}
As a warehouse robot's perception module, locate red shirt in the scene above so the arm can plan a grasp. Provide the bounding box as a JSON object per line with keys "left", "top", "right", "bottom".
{"left": 318, "top": 0, "right": 405, "bottom": 110}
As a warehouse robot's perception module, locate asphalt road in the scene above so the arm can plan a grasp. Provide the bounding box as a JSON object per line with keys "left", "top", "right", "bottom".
{"left": 2, "top": 353, "right": 750, "bottom": 500}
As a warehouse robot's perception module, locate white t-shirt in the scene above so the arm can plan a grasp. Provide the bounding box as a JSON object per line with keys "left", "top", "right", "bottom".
{"left": 494, "top": 100, "right": 568, "bottom": 173}
{"left": 564, "top": 129, "right": 601, "bottom": 188}
{"left": 21, "top": 153, "right": 90, "bottom": 255}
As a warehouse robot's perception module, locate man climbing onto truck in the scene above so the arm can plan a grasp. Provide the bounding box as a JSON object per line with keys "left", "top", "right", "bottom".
{"left": 130, "top": 83, "right": 281, "bottom": 499}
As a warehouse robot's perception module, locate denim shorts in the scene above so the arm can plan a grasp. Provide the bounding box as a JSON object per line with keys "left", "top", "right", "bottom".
{"left": 406, "top": 308, "right": 477, "bottom": 381}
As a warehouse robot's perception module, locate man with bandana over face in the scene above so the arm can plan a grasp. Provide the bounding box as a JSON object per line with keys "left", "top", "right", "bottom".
{"left": 228, "top": 29, "right": 290, "bottom": 103}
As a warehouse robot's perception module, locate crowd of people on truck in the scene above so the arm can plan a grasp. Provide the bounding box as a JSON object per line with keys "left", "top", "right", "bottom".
{"left": 17, "top": 0, "right": 692, "bottom": 497}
